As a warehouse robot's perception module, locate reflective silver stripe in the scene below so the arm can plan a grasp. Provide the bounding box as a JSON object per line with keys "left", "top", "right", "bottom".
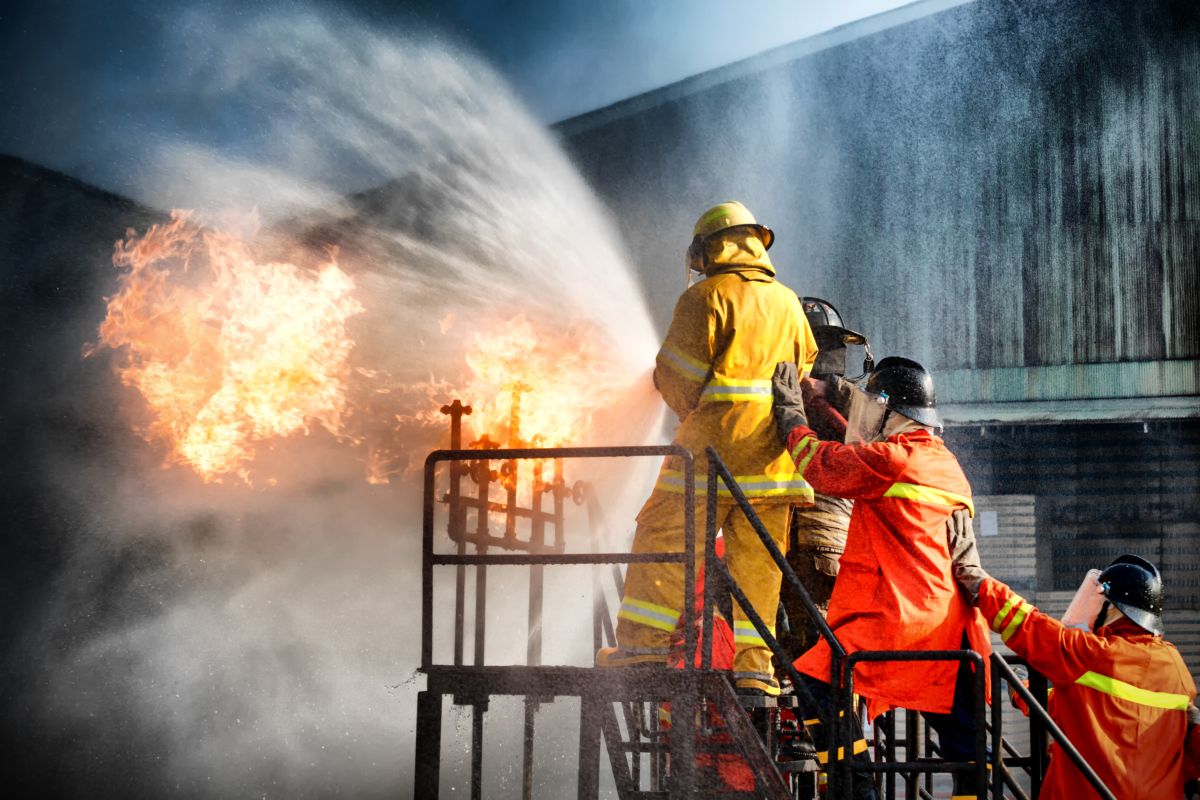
{"left": 657, "top": 347, "right": 708, "bottom": 382}
{"left": 700, "top": 381, "right": 773, "bottom": 403}
{"left": 655, "top": 471, "right": 813, "bottom": 498}
{"left": 618, "top": 598, "right": 680, "bottom": 632}
{"left": 733, "top": 621, "right": 773, "bottom": 645}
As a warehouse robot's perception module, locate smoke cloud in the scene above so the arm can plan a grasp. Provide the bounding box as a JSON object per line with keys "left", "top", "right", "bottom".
{"left": 8, "top": 5, "right": 663, "bottom": 796}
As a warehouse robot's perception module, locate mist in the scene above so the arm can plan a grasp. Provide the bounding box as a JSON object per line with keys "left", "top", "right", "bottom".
{"left": 4, "top": 5, "right": 666, "bottom": 796}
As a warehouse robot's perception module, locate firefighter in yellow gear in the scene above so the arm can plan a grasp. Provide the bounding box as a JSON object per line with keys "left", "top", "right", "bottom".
{"left": 601, "top": 201, "right": 818, "bottom": 695}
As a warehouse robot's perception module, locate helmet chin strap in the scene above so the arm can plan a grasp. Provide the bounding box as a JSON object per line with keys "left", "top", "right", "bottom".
{"left": 1093, "top": 600, "right": 1111, "bottom": 632}
{"left": 874, "top": 409, "right": 892, "bottom": 442}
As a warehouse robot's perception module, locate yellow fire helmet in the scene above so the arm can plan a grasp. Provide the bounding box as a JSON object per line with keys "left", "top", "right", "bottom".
{"left": 686, "top": 201, "right": 774, "bottom": 274}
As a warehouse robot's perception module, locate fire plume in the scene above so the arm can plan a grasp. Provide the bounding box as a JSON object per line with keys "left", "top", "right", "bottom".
{"left": 91, "top": 211, "right": 364, "bottom": 483}
{"left": 461, "top": 315, "right": 610, "bottom": 449}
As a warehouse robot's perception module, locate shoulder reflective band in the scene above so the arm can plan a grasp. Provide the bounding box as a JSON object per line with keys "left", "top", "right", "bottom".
{"left": 816, "top": 738, "right": 868, "bottom": 764}
{"left": 656, "top": 469, "right": 813, "bottom": 499}
{"left": 790, "top": 435, "right": 820, "bottom": 474}
{"left": 1074, "top": 671, "right": 1192, "bottom": 710}
{"left": 700, "top": 377, "right": 773, "bottom": 403}
{"left": 657, "top": 345, "right": 708, "bottom": 383}
{"left": 617, "top": 598, "right": 680, "bottom": 633}
{"left": 884, "top": 482, "right": 975, "bottom": 517}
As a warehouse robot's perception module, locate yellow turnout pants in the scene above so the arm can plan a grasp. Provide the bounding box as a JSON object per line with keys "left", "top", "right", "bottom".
{"left": 615, "top": 488, "right": 793, "bottom": 694}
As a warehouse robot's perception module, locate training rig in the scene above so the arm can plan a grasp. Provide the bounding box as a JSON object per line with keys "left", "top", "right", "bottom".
{"left": 415, "top": 399, "right": 1115, "bottom": 799}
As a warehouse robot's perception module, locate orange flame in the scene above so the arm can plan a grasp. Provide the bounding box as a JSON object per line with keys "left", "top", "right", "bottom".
{"left": 461, "top": 315, "right": 610, "bottom": 448}
{"left": 91, "top": 210, "right": 364, "bottom": 483}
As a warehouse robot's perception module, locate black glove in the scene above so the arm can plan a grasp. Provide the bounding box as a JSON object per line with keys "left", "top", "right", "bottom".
{"left": 947, "top": 508, "right": 990, "bottom": 603}
{"left": 772, "top": 361, "right": 808, "bottom": 443}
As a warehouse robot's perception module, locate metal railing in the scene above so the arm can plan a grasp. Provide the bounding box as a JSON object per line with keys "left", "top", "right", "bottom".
{"left": 416, "top": 442, "right": 1117, "bottom": 799}
{"left": 698, "top": 446, "right": 1117, "bottom": 800}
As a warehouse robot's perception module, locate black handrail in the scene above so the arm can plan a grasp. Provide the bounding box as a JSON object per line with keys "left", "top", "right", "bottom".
{"left": 991, "top": 654, "right": 1117, "bottom": 800}
{"left": 702, "top": 447, "right": 855, "bottom": 797}
{"left": 845, "top": 649, "right": 988, "bottom": 796}
{"left": 422, "top": 445, "right": 696, "bottom": 671}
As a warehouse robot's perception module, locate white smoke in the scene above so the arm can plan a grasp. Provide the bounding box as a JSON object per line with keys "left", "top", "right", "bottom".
{"left": 29, "top": 6, "right": 664, "bottom": 796}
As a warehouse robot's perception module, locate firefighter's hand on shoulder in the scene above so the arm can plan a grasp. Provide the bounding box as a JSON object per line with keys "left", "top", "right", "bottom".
{"left": 771, "top": 361, "right": 808, "bottom": 442}
{"left": 947, "top": 509, "right": 989, "bottom": 603}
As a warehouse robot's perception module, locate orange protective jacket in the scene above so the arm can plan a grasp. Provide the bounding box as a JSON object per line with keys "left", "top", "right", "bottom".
{"left": 979, "top": 577, "right": 1200, "bottom": 800}
{"left": 785, "top": 426, "right": 992, "bottom": 717}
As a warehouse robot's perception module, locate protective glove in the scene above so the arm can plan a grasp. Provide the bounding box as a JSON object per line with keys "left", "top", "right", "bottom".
{"left": 771, "top": 361, "right": 808, "bottom": 443}
{"left": 946, "top": 508, "right": 990, "bottom": 603}
{"left": 1188, "top": 702, "right": 1200, "bottom": 727}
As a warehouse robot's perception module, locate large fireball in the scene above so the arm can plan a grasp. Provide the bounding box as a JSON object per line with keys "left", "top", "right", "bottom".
{"left": 91, "top": 211, "right": 364, "bottom": 483}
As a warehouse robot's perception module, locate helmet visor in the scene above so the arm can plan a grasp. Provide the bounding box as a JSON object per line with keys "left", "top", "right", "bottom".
{"left": 844, "top": 384, "right": 890, "bottom": 443}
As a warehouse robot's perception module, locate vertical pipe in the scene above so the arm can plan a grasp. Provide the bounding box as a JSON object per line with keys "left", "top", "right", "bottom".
{"left": 523, "top": 461, "right": 544, "bottom": 800}
{"left": 702, "top": 460, "right": 719, "bottom": 671}
{"left": 529, "top": 459, "right": 545, "bottom": 666}
{"left": 454, "top": 528, "right": 467, "bottom": 666}
{"left": 885, "top": 711, "right": 896, "bottom": 800}
{"left": 474, "top": 461, "right": 490, "bottom": 668}
{"left": 471, "top": 702, "right": 485, "bottom": 800}
{"left": 973, "top": 654, "right": 987, "bottom": 797}
{"left": 415, "top": 691, "right": 443, "bottom": 797}
{"left": 577, "top": 690, "right": 600, "bottom": 800}
{"left": 444, "top": 405, "right": 468, "bottom": 668}
{"left": 681, "top": 452, "right": 696, "bottom": 668}
{"left": 904, "top": 710, "right": 918, "bottom": 800}
{"left": 1031, "top": 668, "right": 1049, "bottom": 793}
{"left": 670, "top": 675, "right": 696, "bottom": 798}
{"left": 422, "top": 457, "right": 437, "bottom": 670}
{"left": 991, "top": 657, "right": 1003, "bottom": 800}
{"left": 522, "top": 699, "right": 536, "bottom": 800}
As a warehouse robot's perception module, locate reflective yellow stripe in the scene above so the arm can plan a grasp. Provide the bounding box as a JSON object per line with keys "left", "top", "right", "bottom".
{"left": 1074, "top": 671, "right": 1192, "bottom": 710}
{"left": 991, "top": 594, "right": 1024, "bottom": 633}
{"left": 733, "top": 620, "right": 774, "bottom": 645}
{"left": 790, "top": 436, "right": 820, "bottom": 474}
{"left": 618, "top": 598, "right": 680, "bottom": 633}
{"left": 816, "top": 738, "right": 868, "bottom": 764}
{"left": 1001, "top": 602, "right": 1032, "bottom": 643}
{"left": 655, "top": 469, "right": 813, "bottom": 499}
{"left": 883, "top": 482, "right": 975, "bottom": 517}
{"left": 657, "top": 346, "right": 708, "bottom": 383}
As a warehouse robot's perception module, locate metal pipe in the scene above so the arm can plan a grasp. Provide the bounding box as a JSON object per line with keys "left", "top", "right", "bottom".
{"left": 701, "top": 462, "right": 719, "bottom": 672}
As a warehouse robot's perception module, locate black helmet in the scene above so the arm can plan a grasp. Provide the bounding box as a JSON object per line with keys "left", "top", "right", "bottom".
{"left": 802, "top": 297, "right": 845, "bottom": 330}
{"left": 864, "top": 356, "right": 943, "bottom": 431}
{"left": 1098, "top": 554, "right": 1164, "bottom": 635}
{"left": 802, "top": 297, "right": 874, "bottom": 379}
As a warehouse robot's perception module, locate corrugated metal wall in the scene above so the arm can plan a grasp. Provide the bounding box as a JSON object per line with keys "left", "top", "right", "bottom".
{"left": 559, "top": 0, "right": 1200, "bottom": 682}
{"left": 561, "top": 0, "right": 1200, "bottom": 405}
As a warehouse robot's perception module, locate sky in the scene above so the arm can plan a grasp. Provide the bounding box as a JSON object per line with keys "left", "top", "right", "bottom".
{"left": 0, "top": 0, "right": 918, "bottom": 204}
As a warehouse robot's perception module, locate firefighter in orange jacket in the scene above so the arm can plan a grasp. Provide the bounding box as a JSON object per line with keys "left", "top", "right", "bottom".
{"left": 772, "top": 357, "right": 991, "bottom": 799}
{"left": 599, "top": 201, "right": 818, "bottom": 697}
{"left": 954, "top": 551, "right": 1200, "bottom": 799}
